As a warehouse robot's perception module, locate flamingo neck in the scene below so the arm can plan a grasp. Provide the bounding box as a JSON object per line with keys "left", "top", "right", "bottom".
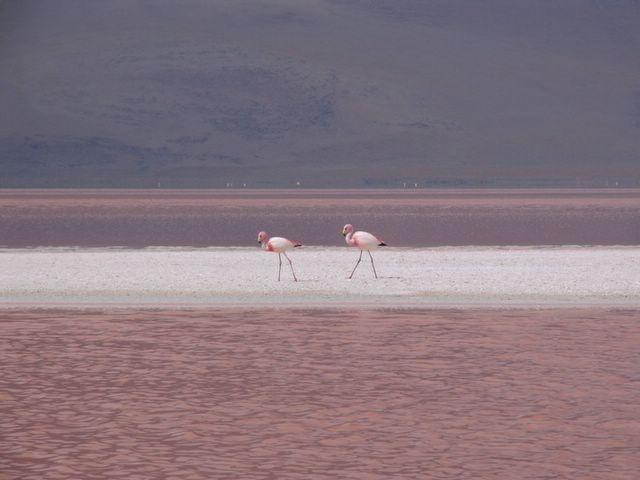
{"left": 345, "top": 231, "right": 355, "bottom": 246}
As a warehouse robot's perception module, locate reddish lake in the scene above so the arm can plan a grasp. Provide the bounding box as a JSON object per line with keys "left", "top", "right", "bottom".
{"left": 0, "top": 188, "right": 639, "bottom": 247}
{"left": 2, "top": 307, "right": 639, "bottom": 479}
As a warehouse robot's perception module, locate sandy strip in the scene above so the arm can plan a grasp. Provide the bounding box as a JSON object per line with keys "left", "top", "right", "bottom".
{"left": 0, "top": 246, "right": 639, "bottom": 307}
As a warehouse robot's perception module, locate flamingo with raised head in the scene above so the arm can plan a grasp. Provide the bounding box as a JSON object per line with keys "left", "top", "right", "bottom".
{"left": 257, "top": 231, "right": 301, "bottom": 281}
{"left": 341, "top": 224, "right": 387, "bottom": 279}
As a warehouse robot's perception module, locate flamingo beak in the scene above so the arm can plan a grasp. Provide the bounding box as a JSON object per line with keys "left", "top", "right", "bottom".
{"left": 341, "top": 229, "right": 346, "bottom": 236}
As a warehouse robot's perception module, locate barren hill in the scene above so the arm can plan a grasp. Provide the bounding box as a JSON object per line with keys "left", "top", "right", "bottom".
{"left": 1, "top": 0, "right": 639, "bottom": 187}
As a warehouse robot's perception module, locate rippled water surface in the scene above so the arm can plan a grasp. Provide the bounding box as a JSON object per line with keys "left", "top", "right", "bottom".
{"left": 2, "top": 308, "right": 639, "bottom": 479}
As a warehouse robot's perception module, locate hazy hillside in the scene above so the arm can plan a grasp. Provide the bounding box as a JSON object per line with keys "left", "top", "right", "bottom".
{"left": 1, "top": 0, "right": 639, "bottom": 187}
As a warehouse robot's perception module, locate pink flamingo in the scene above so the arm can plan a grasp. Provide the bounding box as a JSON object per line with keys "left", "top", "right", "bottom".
{"left": 341, "top": 224, "right": 387, "bottom": 279}
{"left": 257, "top": 231, "right": 301, "bottom": 281}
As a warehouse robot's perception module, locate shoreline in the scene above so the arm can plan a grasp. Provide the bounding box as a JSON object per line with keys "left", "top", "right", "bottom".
{"left": 2, "top": 244, "right": 640, "bottom": 251}
{"left": 1, "top": 246, "right": 638, "bottom": 309}
{"left": 2, "top": 302, "right": 640, "bottom": 311}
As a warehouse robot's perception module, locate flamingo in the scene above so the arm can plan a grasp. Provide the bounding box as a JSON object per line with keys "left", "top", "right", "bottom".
{"left": 341, "top": 224, "right": 387, "bottom": 279}
{"left": 257, "top": 231, "right": 301, "bottom": 281}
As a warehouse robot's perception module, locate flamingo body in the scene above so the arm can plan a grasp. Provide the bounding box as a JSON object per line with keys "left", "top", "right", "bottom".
{"left": 264, "top": 236, "right": 301, "bottom": 253}
{"left": 257, "top": 231, "right": 301, "bottom": 281}
{"left": 341, "top": 224, "right": 386, "bottom": 279}
{"left": 347, "top": 231, "right": 385, "bottom": 250}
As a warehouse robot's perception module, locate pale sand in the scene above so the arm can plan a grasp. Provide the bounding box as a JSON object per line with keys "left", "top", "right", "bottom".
{"left": 1, "top": 246, "right": 639, "bottom": 307}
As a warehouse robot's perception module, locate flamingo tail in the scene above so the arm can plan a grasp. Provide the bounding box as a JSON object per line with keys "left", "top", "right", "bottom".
{"left": 378, "top": 242, "right": 387, "bottom": 246}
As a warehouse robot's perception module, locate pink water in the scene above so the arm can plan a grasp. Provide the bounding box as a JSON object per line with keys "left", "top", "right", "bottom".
{"left": 1, "top": 188, "right": 639, "bottom": 246}
{"left": 2, "top": 308, "right": 639, "bottom": 479}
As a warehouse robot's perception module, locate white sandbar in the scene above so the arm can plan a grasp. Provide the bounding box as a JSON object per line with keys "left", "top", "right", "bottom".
{"left": 0, "top": 246, "right": 639, "bottom": 308}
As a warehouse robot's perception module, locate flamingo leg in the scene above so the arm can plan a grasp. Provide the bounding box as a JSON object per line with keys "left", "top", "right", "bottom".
{"left": 349, "top": 250, "right": 363, "bottom": 279}
{"left": 367, "top": 250, "right": 378, "bottom": 279}
{"left": 278, "top": 253, "right": 282, "bottom": 281}
{"left": 283, "top": 252, "right": 298, "bottom": 282}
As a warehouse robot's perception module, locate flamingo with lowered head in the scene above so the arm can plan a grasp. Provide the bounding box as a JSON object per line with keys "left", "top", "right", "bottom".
{"left": 341, "top": 224, "right": 387, "bottom": 279}
{"left": 258, "top": 231, "right": 301, "bottom": 281}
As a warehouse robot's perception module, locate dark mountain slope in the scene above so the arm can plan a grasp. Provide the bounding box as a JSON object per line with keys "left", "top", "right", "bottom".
{"left": 1, "top": 0, "right": 639, "bottom": 187}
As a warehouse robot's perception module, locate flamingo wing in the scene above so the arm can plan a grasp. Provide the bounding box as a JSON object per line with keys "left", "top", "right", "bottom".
{"left": 267, "top": 237, "right": 296, "bottom": 252}
{"left": 353, "top": 231, "right": 384, "bottom": 249}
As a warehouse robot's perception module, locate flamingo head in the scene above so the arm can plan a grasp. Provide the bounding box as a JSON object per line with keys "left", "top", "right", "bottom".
{"left": 257, "top": 231, "right": 268, "bottom": 244}
{"left": 341, "top": 224, "right": 354, "bottom": 236}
